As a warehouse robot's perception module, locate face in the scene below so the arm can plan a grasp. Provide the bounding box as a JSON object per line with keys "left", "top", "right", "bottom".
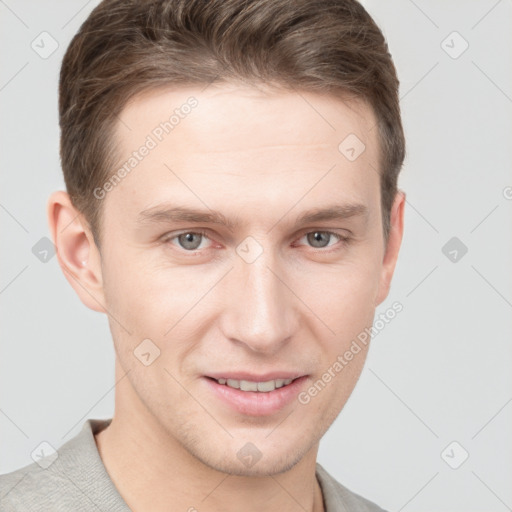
{"left": 90, "top": 83, "right": 400, "bottom": 476}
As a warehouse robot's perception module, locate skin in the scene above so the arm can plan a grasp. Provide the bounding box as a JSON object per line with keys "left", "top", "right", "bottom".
{"left": 48, "top": 83, "right": 405, "bottom": 512}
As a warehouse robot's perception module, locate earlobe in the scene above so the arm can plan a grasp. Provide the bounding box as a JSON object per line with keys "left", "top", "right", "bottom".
{"left": 47, "top": 191, "right": 106, "bottom": 313}
{"left": 374, "top": 189, "right": 406, "bottom": 307}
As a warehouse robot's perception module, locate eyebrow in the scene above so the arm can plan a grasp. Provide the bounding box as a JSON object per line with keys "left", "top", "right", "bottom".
{"left": 292, "top": 203, "right": 368, "bottom": 230}
{"left": 137, "top": 202, "right": 368, "bottom": 232}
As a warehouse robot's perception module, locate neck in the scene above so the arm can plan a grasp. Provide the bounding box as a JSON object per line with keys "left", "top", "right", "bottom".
{"left": 94, "top": 362, "right": 325, "bottom": 512}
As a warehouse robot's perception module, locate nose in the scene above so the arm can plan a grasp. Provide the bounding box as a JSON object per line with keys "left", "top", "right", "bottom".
{"left": 219, "top": 247, "right": 297, "bottom": 355}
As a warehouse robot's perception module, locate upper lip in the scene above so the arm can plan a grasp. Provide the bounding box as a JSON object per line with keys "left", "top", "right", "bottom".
{"left": 206, "top": 372, "right": 307, "bottom": 382}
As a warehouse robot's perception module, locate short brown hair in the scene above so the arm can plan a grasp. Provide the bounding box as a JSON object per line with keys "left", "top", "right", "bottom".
{"left": 59, "top": 0, "right": 405, "bottom": 245}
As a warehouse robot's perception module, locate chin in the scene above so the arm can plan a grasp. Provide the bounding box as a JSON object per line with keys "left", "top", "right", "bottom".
{"left": 208, "top": 451, "right": 305, "bottom": 477}
{"left": 186, "top": 435, "right": 315, "bottom": 478}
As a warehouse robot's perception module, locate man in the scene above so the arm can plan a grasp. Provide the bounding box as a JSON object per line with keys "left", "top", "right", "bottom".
{"left": 0, "top": 0, "right": 405, "bottom": 510}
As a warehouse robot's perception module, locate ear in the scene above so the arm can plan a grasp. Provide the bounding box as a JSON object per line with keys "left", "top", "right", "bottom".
{"left": 47, "top": 190, "right": 106, "bottom": 313}
{"left": 374, "top": 189, "right": 406, "bottom": 307}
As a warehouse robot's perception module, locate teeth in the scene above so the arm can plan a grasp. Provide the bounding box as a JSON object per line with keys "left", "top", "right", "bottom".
{"left": 216, "top": 378, "right": 294, "bottom": 392}
{"left": 240, "top": 380, "right": 258, "bottom": 391}
{"left": 257, "top": 380, "right": 275, "bottom": 392}
{"left": 226, "top": 379, "right": 240, "bottom": 389}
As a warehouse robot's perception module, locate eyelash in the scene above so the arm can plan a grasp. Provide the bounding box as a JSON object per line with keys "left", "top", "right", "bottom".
{"left": 163, "top": 229, "right": 351, "bottom": 254}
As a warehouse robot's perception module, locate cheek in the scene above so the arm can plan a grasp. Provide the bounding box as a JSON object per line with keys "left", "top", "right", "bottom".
{"left": 102, "top": 247, "right": 199, "bottom": 327}
{"left": 101, "top": 248, "right": 222, "bottom": 374}
{"left": 296, "top": 258, "right": 380, "bottom": 337}
{"left": 102, "top": 237, "right": 381, "bottom": 351}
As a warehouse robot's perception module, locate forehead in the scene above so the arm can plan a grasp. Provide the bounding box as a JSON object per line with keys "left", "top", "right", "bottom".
{"left": 105, "top": 83, "right": 381, "bottom": 228}
{"left": 118, "top": 82, "right": 378, "bottom": 158}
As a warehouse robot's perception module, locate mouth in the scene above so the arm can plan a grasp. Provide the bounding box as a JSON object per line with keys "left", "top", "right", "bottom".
{"left": 206, "top": 376, "right": 296, "bottom": 392}
{"left": 203, "top": 373, "right": 308, "bottom": 416}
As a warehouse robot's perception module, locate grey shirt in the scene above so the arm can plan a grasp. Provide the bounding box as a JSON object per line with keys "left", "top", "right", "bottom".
{"left": 0, "top": 418, "right": 387, "bottom": 511}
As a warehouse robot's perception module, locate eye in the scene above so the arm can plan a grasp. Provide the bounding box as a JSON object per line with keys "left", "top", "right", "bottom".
{"left": 163, "top": 229, "right": 350, "bottom": 253}
{"left": 166, "top": 231, "right": 211, "bottom": 251}
{"left": 298, "top": 230, "right": 349, "bottom": 250}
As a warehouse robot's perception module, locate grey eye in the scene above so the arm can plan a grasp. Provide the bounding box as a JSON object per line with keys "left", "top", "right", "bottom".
{"left": 177, "top": 232, "right": 204, "bottom": 250}
{"left": 306, "top": 231, "right": 333, "bottom": 248}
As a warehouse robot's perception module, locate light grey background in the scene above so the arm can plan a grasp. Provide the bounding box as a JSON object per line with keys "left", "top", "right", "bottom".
{"left": 1, "top": 1, "right": 511, "bottom": 511}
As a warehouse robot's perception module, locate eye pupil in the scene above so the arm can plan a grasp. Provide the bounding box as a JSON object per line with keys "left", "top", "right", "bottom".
{"left": 178, "top": 232, "right": 202, "bottom": 250}
{"left": 172, "top": 231, "right": 341, "bottom": 253}
{"left": 307, "top": 231, "right": 330, "bottom": 248}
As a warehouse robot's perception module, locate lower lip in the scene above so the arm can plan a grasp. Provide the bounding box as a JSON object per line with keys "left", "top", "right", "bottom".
{"left": 204, "top": 376, "right": 308, "bottom": 416}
